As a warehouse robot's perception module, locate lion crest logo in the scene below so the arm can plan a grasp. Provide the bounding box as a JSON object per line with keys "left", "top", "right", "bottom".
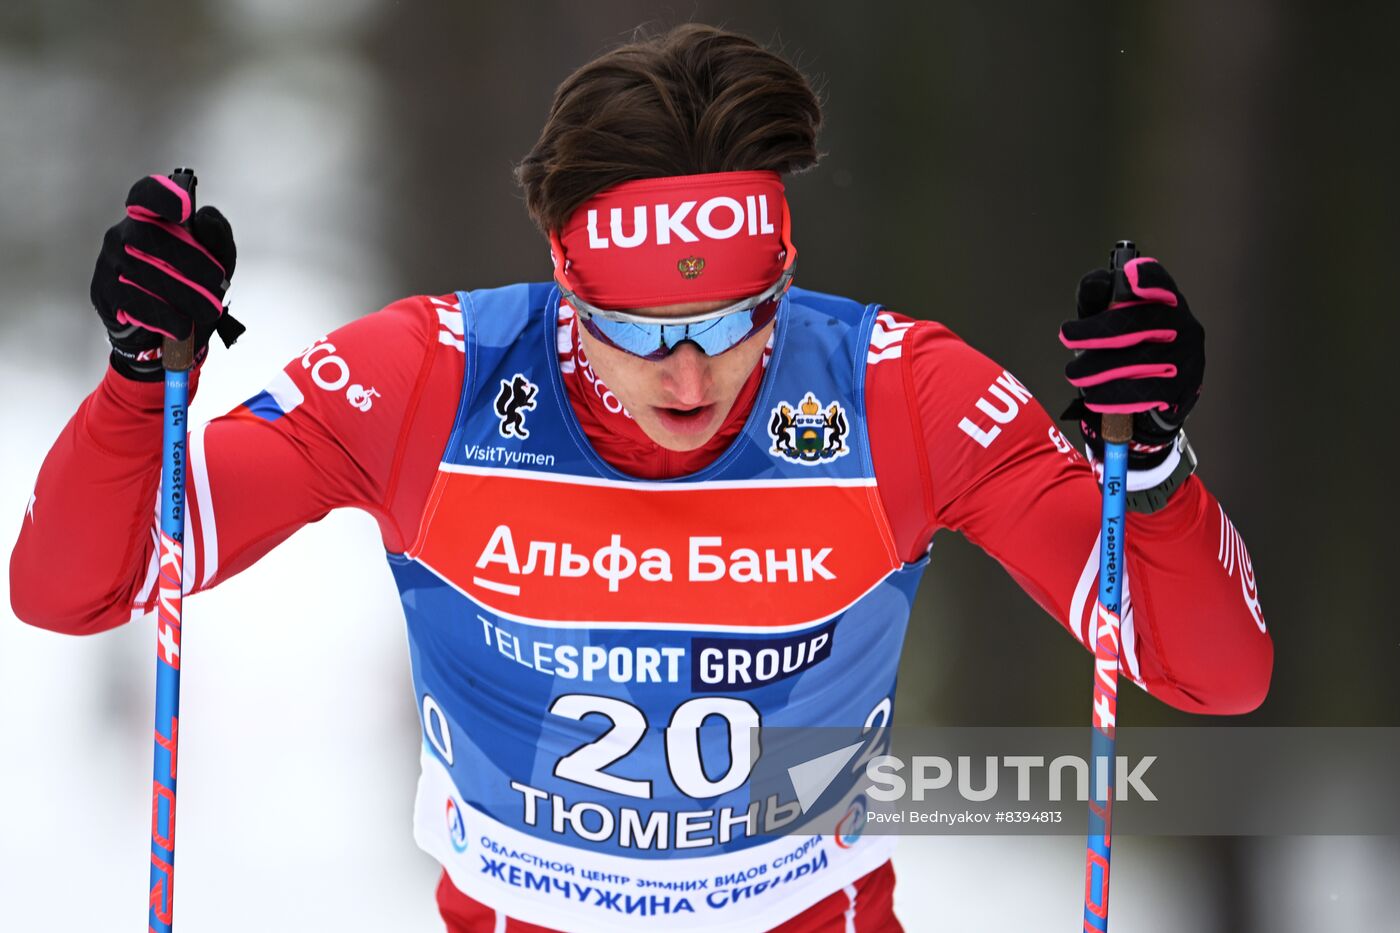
{"left": 768, "top": 393, "right": 850, "bottom": 464}
{"left": 677, "top": 256, "right": 706, "bottom": 279}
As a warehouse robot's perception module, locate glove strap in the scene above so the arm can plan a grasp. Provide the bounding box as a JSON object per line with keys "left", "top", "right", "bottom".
{"left": 213, "top": 308, "right": 245, "bottom": 347}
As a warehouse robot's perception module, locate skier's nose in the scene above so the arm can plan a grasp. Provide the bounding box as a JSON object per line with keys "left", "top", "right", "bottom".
{"left": 658, "top": 342, "right": 713, "bottom": 406}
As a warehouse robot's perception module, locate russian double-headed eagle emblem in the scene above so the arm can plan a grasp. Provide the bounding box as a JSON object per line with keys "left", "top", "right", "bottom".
{"left": 768, "top": 393, "right": 850, "bottom": 464}
{"left": 677, "top": 256, "right": 706, "bottom": 279}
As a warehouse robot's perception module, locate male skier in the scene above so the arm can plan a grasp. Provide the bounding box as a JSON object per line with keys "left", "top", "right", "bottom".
{"left": 11, "top": 24, "right": 1270, "bottom": 932}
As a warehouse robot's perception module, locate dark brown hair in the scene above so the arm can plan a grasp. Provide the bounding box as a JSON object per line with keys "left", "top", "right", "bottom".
{"left": 516, "top": 24, "right": 822, "bottom": 235}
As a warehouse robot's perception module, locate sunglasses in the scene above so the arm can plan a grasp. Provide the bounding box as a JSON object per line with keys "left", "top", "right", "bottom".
{"left": 563, "top": 266, "right": 793, "bottom": 361}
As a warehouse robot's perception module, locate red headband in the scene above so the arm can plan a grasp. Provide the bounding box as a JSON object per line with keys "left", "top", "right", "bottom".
{"left": 549, "top": 170, "right": 795, "bottom": 310}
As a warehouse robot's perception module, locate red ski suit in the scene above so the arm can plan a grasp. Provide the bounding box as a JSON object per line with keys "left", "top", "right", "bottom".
{"left": 11, "top": 295, "right": 1271, "bottom": 932}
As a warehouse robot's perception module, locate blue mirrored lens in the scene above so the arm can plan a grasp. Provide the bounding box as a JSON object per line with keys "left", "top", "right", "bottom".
{"left": 583, "top": 299, "right": 778, "bottom": 360}
{"left": 585, "top": 320, "right": 660, "bottom": 356}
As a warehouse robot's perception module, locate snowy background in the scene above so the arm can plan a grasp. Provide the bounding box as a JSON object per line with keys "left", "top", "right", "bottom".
{"left": 2, "top": 1, "right": 1397, "bottom": 930}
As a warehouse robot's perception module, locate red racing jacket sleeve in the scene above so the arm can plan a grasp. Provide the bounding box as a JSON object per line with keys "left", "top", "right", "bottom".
{"left": 866, "top": 312, "right": 1272, "bottom": 714}
{"left": 10, "top": 295, "right": 461, "bottom": 635}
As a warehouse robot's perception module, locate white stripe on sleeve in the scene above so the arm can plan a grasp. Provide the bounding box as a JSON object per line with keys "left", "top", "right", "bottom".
{"left": 130, "top": 527, "right": 161, "bottom": 621}
{"left": 436, "top": 306, "right": 464, "bottom": 335}
{"left": 1069, "top": 532, "right": 1141, "bottom": 681}
{"left": 190, "top": 420, "right": 218, "bottom": 588}
{"left": 1069, "top": 533, "right": 1100, "bottom": 644}
{"left": 1120, "top": 568, "right": 1141, "bottom": 683}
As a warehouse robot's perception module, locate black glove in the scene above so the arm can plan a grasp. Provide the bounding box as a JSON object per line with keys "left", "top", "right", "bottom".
{"left": 1059, "top": 258, "right": 1204, "bottom": 470}
{"left": 91, "top": 174, "right": 242, "bottom": 381}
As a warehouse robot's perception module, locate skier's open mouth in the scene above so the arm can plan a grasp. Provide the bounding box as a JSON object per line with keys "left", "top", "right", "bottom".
{"left": 653, "top": 403, "right": 717, "bottom": 435}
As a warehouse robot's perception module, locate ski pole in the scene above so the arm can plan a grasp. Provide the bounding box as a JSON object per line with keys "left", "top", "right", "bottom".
{"left": 149, "top": 166, "right": 197, "bottom": 933}
{"left": 1081, "top": 239, "right": 1137, "bottom": 932}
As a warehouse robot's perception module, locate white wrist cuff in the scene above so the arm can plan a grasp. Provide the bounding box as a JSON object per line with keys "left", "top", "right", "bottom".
{"left": 1084, "top": 433, "right": 1185, "bottom": 492}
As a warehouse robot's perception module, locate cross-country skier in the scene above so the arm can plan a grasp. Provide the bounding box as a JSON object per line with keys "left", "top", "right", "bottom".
{"left": 10, "top": 24, "right": 1271, "bottom": 932}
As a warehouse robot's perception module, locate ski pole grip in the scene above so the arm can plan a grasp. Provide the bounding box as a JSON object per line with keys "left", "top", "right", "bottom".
{"left": 161, "top": 167, "right": 198, "bottom": 373}
{"left": 1101, "top": 239, "right": 1138, "bottom": 445}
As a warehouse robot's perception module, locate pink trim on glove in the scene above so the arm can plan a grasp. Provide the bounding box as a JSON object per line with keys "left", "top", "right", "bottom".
{"left": 1084, "top": 400, "right": 1170, "bottom": 414}
{"left": 127, "top": 205, "right": 227, "bottom": 274}
{"left": 1068, "top": 362, "right": 1177, "bottom": 388}
{"left": 1123, "top": 257, "right": 1178, "bottom": 306}
{"left": 123, "top": 245, "right": 225, "bottom": 316}
{"left": 150, "top": 174, "right": 192, "bottom": 223}
{"left": 1060, "top": 328, "right": 1177, "bottom": 350}
{"left": 115, "top": 308, "right": 178, "bottom": 341}
{"left": 117, "top": 274, "right": 167, "bottom": 304}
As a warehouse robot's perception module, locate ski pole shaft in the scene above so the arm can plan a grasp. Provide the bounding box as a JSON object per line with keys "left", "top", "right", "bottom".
{"left": 1082, "top": 239, "right": 1136, "bottom": 932}
{"left": 150, "top": 166, "right": 196, "bottom": 933}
